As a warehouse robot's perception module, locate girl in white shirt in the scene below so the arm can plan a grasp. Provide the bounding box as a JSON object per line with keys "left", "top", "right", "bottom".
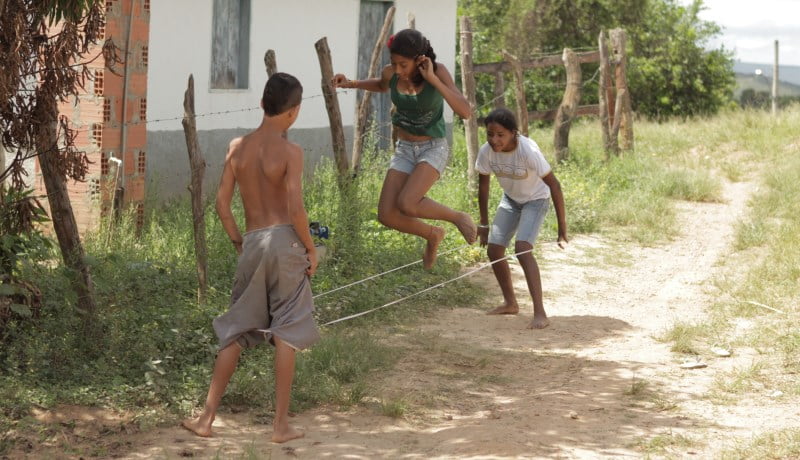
{"left": 476, "top": 108, "right": 568, "bottom": 329}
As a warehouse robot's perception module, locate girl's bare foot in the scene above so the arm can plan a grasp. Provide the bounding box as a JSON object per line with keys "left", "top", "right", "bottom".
{"left": 486, "top": 303, "right": 519, "bottom": 315}
{"left": 455, "top": 212, "right": 477, "bottom": 244}
{"left": 181, "top": 416, "right": 213, "bottom": 438}
{"left": 423, "top": 226, "right": 446, "bottom": 270}
{"left": 271, "top": 424, "right": 305, "bottom": 443}
{"left": 527, "top": 315, "right": 551, "bottom": 329}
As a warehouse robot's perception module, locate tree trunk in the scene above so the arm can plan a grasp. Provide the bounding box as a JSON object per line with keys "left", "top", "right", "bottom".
{"left": 34, "top": 91, "right": 96, "bottom": 320}
{"left": 459, "top": 16, "right": 480, "bottom": 193}
{"left": 181, "top": 74, "right": 208, "bottom": 304}
{"left": 598, "top": 30, "right": 618, "bottom": 157}
{"left": 493, "top": 72, "right": 506, "bottom": 109}
{"left": 553, "top": 48, "right": 581, "bottom": 163}
{"left": 610, "top": 29, "right": 633, "bottom": 151}
{"left": 501, "top": 49, "right": 528, "bottom": 136}
{"left": 351, "top": 6, "right": 395, "bottom": 173}
{"left": 314, "top": 37, "right": 349, "bottom": 182}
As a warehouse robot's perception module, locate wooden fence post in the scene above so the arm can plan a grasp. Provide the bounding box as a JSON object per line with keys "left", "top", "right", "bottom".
{"left": 314, "top": 37, "right": 349, "bottom": 180}
{"left": 352, "top": 6, "right": 395, "bottom": 173}
{"left": 502, "top": 50, "right": 529, "bottom": 136}
{"left": 459, "top": 16, "right": 480, "bottom": 192}
{"left": 181, "top": 74, "right": 208, "bottom": 304}
{"left": 553, "top": 48, "right": 581, "bottom": 163}
{"left": 610, "top": 29, "right": 633, "bottom": 151}
{"left": 598, "top": 30, "right": 618, "bottom": 156}
{"left": 407, "top": 12, "right": 415, "bottom": 29}
{"left": 264, "top": 49, "right": 277, "bottom": 77}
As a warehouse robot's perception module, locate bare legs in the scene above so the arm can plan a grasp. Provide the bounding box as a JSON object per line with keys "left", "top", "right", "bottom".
{"left": 378, "top": 166, "right": 476, "bottom": 269}
{"left": 182, "top": 342, "right": 243, "bottom": 437}
{"left": 181, "top": 337, "right": 304, "bottom": 443}
{"left": 486, "top": 243, "right": 519, "bottom": 315}
{"left": 485, "top": 241, "right": 550, "bottom": 329}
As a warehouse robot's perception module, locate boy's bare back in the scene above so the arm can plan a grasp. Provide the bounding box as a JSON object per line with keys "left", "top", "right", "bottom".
{"left": 219, "top": 130, "right": 303, "bottom": 233}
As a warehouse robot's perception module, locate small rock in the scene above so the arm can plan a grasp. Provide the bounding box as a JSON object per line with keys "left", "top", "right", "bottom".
{"left": 770, "top": 390, "right": 784, "bottom": 398}
{"left": 711, "top": 347, "right": 731, "bottom": 357}
{"left": 569, "top": 411, "right": 579, "bottom": 419}
{"left": 444, "top": 414, "right": 453, "bottom": 421}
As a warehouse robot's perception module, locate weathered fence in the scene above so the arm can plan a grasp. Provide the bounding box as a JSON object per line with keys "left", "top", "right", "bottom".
{"left": 459, "top": 18, "right": 634, "bottom": 177}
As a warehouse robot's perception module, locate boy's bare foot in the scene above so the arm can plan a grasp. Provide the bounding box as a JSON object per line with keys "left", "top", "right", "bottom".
{"left": 527, "top": 315, "right": 551, "bottom": 329}
{"left": 271, "top": 424, "right": 305, "bottom": 443}
{"left": 455, "top": 212, "right": 477, "bottom": 245}
{"left": 486, "top": 303, "right": 519, "bottom": 315}
{"left": 423, "top": 226, "right": 446, "bottom": 270}
{"left": 181, "top": 416, "right": 213, "bottom": 438}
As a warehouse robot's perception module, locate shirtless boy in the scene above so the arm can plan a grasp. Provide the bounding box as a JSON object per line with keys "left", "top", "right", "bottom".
{"left": 182, "top": 73, "right": 320, "bottom": 443}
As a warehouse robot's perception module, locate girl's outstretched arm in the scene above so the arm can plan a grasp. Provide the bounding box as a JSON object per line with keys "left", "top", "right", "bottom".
{"left": 332, "top": 65, "right": 393, "bottom": 93}
{"left": 542, "top": 172, "right": 568, "bottom": 248}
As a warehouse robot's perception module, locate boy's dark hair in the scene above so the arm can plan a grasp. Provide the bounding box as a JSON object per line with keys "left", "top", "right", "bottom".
{"left": 262, "top": 72, "right": 303, "bottom": 116}
{"left": 389, "top": 28, "right": 437, "bottom": 86}
{"left": 484, "top": 107, "right": 518, "bottom": 133}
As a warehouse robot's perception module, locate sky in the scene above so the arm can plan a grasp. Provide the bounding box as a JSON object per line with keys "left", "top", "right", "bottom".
{"left": 682, "top": 0, "right": 800, "bottom": 66}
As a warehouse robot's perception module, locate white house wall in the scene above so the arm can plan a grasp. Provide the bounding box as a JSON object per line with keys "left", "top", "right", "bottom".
{"left": 147, "top": 0, "right": 457, "bottom": 200}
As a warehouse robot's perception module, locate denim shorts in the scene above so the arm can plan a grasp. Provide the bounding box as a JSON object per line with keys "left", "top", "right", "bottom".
{"left": 389, "top": 138, "right": 450, "bottom": 175}
{"left": 488, "top": 194, "right": 550, "bottom": 247}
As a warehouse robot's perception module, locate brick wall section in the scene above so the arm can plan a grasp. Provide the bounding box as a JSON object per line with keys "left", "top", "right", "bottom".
{"left": 35, "top": 0, "right": 150, "bottom": 235}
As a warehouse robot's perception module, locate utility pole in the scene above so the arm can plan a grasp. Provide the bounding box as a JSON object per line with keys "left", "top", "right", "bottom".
{"left": 772, "top": 40, "right": 779, "bottom": 116}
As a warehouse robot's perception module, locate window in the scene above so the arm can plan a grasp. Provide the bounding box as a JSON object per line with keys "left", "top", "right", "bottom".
{"left": 101, "top": 152, "right": 109, "bottom": 175}
{"left": 137, "top": 151, "right": 146, "bottom": 174}
{"left": 210, "top": 0, "right": 250, "bottom": 89}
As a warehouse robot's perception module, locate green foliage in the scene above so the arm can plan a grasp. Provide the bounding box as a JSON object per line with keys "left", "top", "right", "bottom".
{"left": 0, "top": 188, "right": 52, "bottom": 277}
{"left": 38, "top": 0, "right": 102, "bottom": 23}
{"left": 0, "top": 126, "right": 486, "bottom": 436}
{"left": 627, "top": 0, "right": 735, "bottom": 119}
{"left": 458, "top": 0, "right": 734, "bottom": 120}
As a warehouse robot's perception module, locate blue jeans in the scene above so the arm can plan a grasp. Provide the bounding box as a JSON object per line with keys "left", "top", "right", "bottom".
{"left": 488, "top": 194, "right": 550, "bottom": 247}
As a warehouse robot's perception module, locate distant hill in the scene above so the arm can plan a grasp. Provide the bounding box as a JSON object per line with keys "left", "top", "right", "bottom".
{"left": 733, "top": 61, "right": 800, "bottom": 99}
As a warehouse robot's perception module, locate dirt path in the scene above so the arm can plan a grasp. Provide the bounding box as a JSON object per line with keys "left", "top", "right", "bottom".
{"left": 59, "top": 178, "right": 799, "bottom": 458}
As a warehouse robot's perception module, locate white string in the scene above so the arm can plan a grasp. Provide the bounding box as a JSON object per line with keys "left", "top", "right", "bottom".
{"left": 312, "top": 243, "right": 470, "bottom": 299}
{"left": 319, "top": 246, "right": 535, "bottom": 327}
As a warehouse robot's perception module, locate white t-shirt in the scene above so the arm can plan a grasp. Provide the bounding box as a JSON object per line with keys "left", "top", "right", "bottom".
{"left": 475, "top": 136, "right": 552, "bottom": 203}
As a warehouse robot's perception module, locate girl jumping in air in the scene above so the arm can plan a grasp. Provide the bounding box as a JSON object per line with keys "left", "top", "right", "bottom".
{"left": 476, "top": 108, "right": 568, "bottom": 329}
{"left": 333, "top": 29, "right": 477, "bottom": 269}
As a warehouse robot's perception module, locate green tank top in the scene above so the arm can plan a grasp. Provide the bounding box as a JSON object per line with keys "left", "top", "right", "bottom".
{"left": 390, "top": 74, "right": 445, "bottom": 138}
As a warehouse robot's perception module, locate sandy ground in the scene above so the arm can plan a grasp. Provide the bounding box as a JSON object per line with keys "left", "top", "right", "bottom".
{"left": 16, "top": 178, "right": 800, "bottom": 459}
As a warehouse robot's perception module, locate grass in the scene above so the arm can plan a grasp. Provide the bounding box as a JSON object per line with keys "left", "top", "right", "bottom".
{"left": 657, "top": 322, "right": 707, "bottom": 355}
{"left": 631, "top": 431, "right": 697, "bottom": 456}
{"left": 650, "top": 106, "right": 800, "bottom": 412}
{"left": 717, "top": 428, "right": 800, "bottom": 460}
{"left": 379, "top": 399, "right": 408, "bottom": 418}
{"left": 4, "top": 101, "right": 800, "bottom": 456}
